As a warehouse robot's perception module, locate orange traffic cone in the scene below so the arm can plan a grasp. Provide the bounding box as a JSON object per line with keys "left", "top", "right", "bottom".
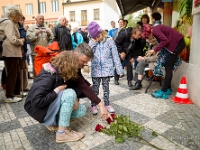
{"left": 172, "top": 77, "right": 193, "bottom": 104}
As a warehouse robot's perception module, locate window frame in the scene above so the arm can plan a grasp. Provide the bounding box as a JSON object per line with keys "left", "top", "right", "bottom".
{"left": 69, "top": 11, "right": 75, "bottom": 22}
{"left": 26, "top": 3, "right": 33, "bottom": 15}
{"left": 40, "top": 2, "right": 46, "bottom": 14}
{"left": 93, "top": 8, "right": 99, "bottom": 20}
{"left": 51, "top": 0, "right": 59, "bottom": 13}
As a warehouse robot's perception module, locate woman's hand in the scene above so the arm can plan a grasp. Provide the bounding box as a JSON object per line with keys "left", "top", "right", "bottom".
{"left": 137, "top": 56, "right": 145, "bottom": 62}
{"left": 120, "top": 52, "right": 126, "bottom": 60}
{"left": 146, "top": 50, "right": 154, "bottom": 57}
{"left": 54, "top": 84, "right": 67, "bottom": 94}
{"left": 98, "top": 102, "right": 112, "bottom": 120}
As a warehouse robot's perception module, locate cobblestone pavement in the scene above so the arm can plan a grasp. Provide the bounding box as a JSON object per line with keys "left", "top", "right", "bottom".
{"left": 0, "top": 62, "right": 200, "bottom": 150}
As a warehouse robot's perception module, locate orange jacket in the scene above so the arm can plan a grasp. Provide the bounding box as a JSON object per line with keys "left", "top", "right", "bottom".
{"left": 34, "top": 42, "right": 59, "bottom": 76}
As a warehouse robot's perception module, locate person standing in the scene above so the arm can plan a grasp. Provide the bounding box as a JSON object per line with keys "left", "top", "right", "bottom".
{"left": 87, "top": 22, "right": 123, "bottom": 114}
{"left": 108, "top": 21, "right": 118, "bottom": 39}
{"left": 115, "top": 27, "right": 142, "bottom": 87}
{"left": 0, "top": 5, "right": 24, "bottom": 102}
{"left": 71, "top": 27, "right": 84, "bottom": 50}
{"left": 80, "top": 27, "right": 89, "bottom": 43}
{"left": 147, "top": 25, "right": 185, "bottom": 99}
{"left": 53, "top": 16, "right": 72, "bottom": 51}
{"left": 26, "top": 14, "right": 53, "bottom": 78}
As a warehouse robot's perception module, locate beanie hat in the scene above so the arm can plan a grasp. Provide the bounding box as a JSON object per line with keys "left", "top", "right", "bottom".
{"left": 87, "top": 22, "right": 102, "bottom": 38}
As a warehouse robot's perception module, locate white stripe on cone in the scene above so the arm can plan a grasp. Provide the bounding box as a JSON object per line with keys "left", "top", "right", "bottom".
{"left": 179, "top": 84, "right": 187, "bottom": 89}
{"left": 176, "top": 92, "right": 188, "bottom": 98}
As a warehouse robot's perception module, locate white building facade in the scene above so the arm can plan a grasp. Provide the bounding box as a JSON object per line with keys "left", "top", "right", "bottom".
{"left": 63, "top": 0, "right": 120, "bottom": 30}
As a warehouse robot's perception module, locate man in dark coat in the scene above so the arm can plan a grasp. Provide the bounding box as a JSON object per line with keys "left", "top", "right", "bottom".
{"left": 115, "top": 27, "right": 142, "bottom": 87}
{"left": 53, "top": 16, "right": 72, "bottom": 50}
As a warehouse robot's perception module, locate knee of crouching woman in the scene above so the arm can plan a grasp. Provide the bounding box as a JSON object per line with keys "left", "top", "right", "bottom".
{"left": 61, "top": 88, "right": 77, "bottom": 105}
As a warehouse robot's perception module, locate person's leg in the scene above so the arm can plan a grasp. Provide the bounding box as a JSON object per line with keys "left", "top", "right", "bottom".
{"left": 114, "top": 68, "right": 120, "bottom": 84}
{"left": 56, "top": 89, "right": 84, "bottom": 143}
{"left": 126, "top": 55, "right": 133, "bottom": 86}
{"left": 1, "top": 67, "right": 6, "bottom": 90}
{"left": 162, "top": 39, "right": 185, "bottom": 92}
{"left": 31, "top": 55, "right": 36, "bottom": 79}
{"left": 102, "top": 77, "right": 114, "bottom": 112}
{"left": 130, "top": 60, "right": 147, "bottom": 90}
{"left": 102, "top": 77, "right": 110, "bottom": 106}
{"left": 91, "top": 77, "right": 101, "bottom": 114}
{"left": 71, "top": 104, "right": 86, "bottom": 119}
{"left": 91, "top": 77, "right": 101, "bottom": 107}
{"left": 4, "top": 58, "right": 21, "bottom": 100}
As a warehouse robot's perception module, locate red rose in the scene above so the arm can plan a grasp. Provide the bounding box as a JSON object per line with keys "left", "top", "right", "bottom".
{"left": 106, "top": 113, "right": 116, "bottom": 124}
{"left": 111, "top": 113, "right": 116, "bottom": 119}
{"left": 95, "top": 124, "right": 104, "bottom": 132}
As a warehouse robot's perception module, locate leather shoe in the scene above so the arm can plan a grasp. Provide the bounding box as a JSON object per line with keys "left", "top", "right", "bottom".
{"left": 129, "top": 83, "right": 142, "bottom": 90}
{"left": 114, "top": 80, "right": 119, "bottom": 85}
{"left": 128, "top": 80, "right": 133, "bottom": 87}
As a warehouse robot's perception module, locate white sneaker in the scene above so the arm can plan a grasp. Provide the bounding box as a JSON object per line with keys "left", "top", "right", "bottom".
{"left": 4, "top": 97, "right": 22, "bottom": 103}
{"left": 15, "top": 92, "right": 28, "bottom": 98}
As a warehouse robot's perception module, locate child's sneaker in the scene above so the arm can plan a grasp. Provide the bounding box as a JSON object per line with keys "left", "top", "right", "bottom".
{"left": 4, "top": 97, "right": 22, "bottom": 103}
{"left": 106, "top": 105, "right": 115, "bottom": 113}
{"left": 151, "top": 90, "right": 169, "bottom": 99}
{"left": 91, "top": 106, "right": 98, "bottom": 115}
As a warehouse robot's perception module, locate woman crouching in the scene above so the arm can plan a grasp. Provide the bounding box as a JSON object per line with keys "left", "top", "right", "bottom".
{"left": 24, "top": 51, "right": 85, "bottom": 143}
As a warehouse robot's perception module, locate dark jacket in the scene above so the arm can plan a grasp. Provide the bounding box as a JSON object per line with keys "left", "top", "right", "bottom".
{"left": 53, "top": 24, "right": 72, "bottom": 51}
{"left": 18, "top": 22, "right": 27, "bottom": 59}
{"left": 153, "top": 25, "right": 183, "bottom": 53}
{"left": 24, "top": 67, "right": 64, "bottom": 123}
{"left": 68, "top": 69, "right": 101, "bottom": 105}
{"left": 80, "top": 31, "right": 89, "bottom": 43}
{"left": 115, "top": 27, "right": 143, "bottom": 58}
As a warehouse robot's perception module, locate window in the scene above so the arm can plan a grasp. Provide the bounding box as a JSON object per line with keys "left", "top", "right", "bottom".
{"left": 51, "top": 0, "right": 59, "bottom": 12}
{"left": 94, "top": 9, "right": 99, "bottom": 20}
{"left": 81, "top": 10, "right": 87, "bottom": 26}
{"left": 26, "top": 4, "right": 33, "bottom": 15}
{"left": 40, "top": 2, "right": 46, "bottom": 14}
{"left": 69, "top": 11, "right": 75, "bottom": 22}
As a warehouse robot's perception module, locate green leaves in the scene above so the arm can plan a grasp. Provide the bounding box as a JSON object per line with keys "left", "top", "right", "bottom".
{"left": 100, "top": 115, "right": 165, "bottom": 149}
{"left": 102, "top": 115, "right": 143, "bottom": 143}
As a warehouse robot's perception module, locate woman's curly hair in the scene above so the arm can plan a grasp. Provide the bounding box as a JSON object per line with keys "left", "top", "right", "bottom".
{"left": 51, "top": 51, "right": 79, "bottom": 81}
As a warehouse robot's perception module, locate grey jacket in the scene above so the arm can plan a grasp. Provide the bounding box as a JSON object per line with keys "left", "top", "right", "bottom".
{"left": 26, "top": 24, "right": 53, "bottom": 55}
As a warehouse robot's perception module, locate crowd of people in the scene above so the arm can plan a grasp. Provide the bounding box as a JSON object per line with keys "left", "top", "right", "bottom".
{"left": 0, "top": 4, "right": 185, "bottom": 143}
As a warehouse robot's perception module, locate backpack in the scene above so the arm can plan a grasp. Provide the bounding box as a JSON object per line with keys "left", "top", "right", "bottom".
{"left": 0, "top": 19, "right": 9, "bottom": 53}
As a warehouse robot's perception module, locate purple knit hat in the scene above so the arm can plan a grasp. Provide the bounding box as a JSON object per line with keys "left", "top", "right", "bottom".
{"left": 87, "top": 22, "right": 102, "bottom": 38}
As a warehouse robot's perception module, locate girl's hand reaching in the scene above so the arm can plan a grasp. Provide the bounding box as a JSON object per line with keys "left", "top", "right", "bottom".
{"left": 54, "top": 85, "right": 67, "bottom": 94}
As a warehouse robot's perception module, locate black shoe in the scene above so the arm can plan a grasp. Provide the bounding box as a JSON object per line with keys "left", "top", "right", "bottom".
{"left": 129, "top": 83, "right": 142, "bottom": 90}
{"left": 128, "top": 81, "right": 133, "bottom": 87}
{"left": 114, "top": 80, "right": 119, "bottom": 85}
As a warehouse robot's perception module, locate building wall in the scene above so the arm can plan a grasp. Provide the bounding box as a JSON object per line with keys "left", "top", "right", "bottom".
{"left": 171, "top": 7, "right": 200, "bottom": 107}
{"left": 103, "top": 0, "right": 120, "bottom": 30}
{"left": 0, "top": 0, "right": 64, "bottom": 25}
{"left": 63, "top": 0, "right": 119, "bottom": 29}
